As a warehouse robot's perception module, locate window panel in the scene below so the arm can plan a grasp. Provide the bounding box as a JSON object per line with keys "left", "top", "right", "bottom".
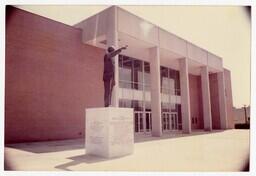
{"left": 144, "top": 62, "right": 151, "bottom": 88}
{"left": 133, "top": 60, "right": 143, "bottom": 90}
{"left": 132, "top": 100, "right": 143, "bottom": 111}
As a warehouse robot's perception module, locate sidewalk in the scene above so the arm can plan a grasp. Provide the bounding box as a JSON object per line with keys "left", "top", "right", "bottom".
{"left": 4, "top": 129, "right": 250, "bottom": 171}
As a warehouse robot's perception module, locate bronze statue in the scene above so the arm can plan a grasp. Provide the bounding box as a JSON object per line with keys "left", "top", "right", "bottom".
{"left": 103, "top": 45, "right": 128, "bottom": 107}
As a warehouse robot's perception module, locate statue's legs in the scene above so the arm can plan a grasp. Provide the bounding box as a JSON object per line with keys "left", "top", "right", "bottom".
{"left": 104, "top": 79, "right": 111, "bottom": 107}
{"left": 110, "top": 78, "right": 115, "bottom": 100}
{"left": 104, "top": 75, "right": 115, "bottom": 107}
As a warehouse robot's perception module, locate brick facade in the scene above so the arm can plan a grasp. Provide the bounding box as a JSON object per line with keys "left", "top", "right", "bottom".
{"left": 5, "top": 6, "right": 105, "bottom": 143}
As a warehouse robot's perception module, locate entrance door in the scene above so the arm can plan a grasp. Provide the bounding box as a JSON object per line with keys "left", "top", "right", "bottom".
{"left": 162, "top": 112, "right": 171, "bottom": 132}
{"left": 162, "top": 112, "right": 178, "bottom": 132}
{"left": 145, "top": 111, "right": 152, "bottom": 133}
{"left": 134, "top": 111, "right": 144, "bottom": 133}
{"left": 170, "top": 113, "right": 178, "bottom": 130}
{"left": 134, "top": 111, "right": 152, "bottom": 134}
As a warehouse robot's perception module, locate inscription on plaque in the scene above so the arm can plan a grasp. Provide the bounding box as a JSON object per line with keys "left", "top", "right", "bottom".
{"left": 88, "top": 121, "right": 104, "bottom": 144}
{"left": 86, "top": 107, "right": 134, "bottom": 158}
{"left": 110, "top": 116, "right": 133, "bottom": 146}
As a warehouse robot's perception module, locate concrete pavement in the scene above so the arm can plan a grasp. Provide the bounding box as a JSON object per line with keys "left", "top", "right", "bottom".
{"left": 4, "top": 129, "right": 250, "bottom": 171}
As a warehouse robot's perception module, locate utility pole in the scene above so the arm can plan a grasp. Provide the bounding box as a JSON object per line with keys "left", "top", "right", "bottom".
{"left": 243, "top": 105, "right": 248, "bottom": 124}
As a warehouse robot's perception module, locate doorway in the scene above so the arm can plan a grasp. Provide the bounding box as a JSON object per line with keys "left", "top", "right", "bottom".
{"left": 162, "top": 112, "right": 178, "bottom": 132}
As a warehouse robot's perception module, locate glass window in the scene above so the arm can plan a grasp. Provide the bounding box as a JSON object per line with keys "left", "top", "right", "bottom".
{"left": 175, "top": 71, "right": 180, "bottom": 95}
{"left": 118, "top": 55, "right": 123, "bottom": 67}
{"left": 144, "top": 62, "right": 151, "bottom": 91}
{"left": 161, "top": 67, "right": 170, "bottom": 94}
{"left": 145, "top": 101, "right": 151, "bottom": 112}
{"left": 120, "top": 56, "right": 132, "bottom": 82}
{"left": 119, "top": 55, "right": 151, "bottom": 91}
{"left": 119, "top": 99, "right": 132, "bottom": 108}
{"left": 161, "top": 102, "right": 170, "bottom": 112}
{"left": 133, "top": 60, "right": 143, "bottom": 90}
{"left": 169, "top": 69, "right": 176, "bottom": 79}
{"left": 119, "top": 80, "right": 132, "bottom": 89}
{"left": 119, "top": 56, "right": 133, "bottom": 89}
{"left": 132, "top": 100, "right": 143, "bottom": 111}
{"left": 170, "top": 103, "right": 176, "bottom": 111}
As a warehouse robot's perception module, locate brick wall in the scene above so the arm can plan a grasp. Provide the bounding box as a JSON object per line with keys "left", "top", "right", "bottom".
{"left": 5, "top": 6, "right": 105, "bottom": 143}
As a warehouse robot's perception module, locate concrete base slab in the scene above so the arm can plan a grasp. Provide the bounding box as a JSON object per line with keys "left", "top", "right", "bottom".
{"left": 5, "top": 129, "right": 249, "bottom": 171}
{"left": 85, "top": 107, "right": 134, "bottom": 158}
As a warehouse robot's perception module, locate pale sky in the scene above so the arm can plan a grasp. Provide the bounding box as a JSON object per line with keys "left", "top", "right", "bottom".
{"left": 16, "top": 5, "right": 251, "bottom": 108}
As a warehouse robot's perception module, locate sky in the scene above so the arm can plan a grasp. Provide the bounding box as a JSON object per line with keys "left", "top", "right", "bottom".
{"left": 16, "top": 5, "right": 251, "bottom": 108}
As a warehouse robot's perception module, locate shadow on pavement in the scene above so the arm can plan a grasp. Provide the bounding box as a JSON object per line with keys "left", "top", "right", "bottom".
{"left": 54, "top": 154, "right": 123, "bottom": 171}
{"left": 135, "top": 130, "right": 225, "bottom": 143}
{"left": 5, "top": 138, "right": 85, "bottom": 154}
{"left": 5, "top": 130, "right": 226, "bottom": 154}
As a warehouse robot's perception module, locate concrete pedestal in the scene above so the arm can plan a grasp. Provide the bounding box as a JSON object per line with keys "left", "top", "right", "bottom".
{"left": 85, "top": 107, "right": 134, "bottom": 158}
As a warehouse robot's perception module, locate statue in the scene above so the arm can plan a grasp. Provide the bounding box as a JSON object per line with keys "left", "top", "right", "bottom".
{"left": 103, "top": 45, "right": 128, "bottom": 107}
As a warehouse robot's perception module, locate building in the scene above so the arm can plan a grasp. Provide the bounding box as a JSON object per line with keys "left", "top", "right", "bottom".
{"left": 5, "top": 6, "right": 234, "bottom": 143}
{"left": 233, "top": 106, "right": 250, "bottom": 124}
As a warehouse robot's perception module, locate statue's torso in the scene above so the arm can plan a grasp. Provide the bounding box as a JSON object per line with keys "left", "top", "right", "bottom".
{"left": 103, "top": 54, "right": 114, "bottom": 81}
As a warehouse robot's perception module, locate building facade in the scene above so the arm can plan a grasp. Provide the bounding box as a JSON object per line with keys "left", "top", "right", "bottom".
{"left": 233, "top": 106, "right": 250, "bottom": 124}
{"left": 5, "top": 6, "right": 234, "bottom": 143}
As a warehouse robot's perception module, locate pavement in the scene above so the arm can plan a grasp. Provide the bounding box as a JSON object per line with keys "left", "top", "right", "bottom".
{"left": 4, "top": 129, "right": 250, "bottom": 172}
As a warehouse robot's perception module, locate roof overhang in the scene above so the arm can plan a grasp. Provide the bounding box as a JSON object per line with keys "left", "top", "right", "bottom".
{"left": 74, "top": 6, "right": 224, "bottom": 75}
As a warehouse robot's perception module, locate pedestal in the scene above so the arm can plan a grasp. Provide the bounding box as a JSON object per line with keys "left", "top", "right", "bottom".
{"left": 85, "top": 107, "right": 134, "bottom": 158}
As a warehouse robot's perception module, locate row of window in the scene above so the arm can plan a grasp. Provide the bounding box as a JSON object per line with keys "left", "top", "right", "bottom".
{"left": 119, "top": 55, "right": 150, "bottom": 91}
{"left": 119, "top": 99, "right": 151, "bottom": 112}
{"left": 160, "top": 66, "right": 180, "bottom": 95}
{"left": 118, "top": 55, "right": 182, "bottom": 122}
{"left": 118, "top": 55, "right": 181, "bottom": 95}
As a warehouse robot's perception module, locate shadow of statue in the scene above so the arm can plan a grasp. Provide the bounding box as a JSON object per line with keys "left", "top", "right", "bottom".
{"left": 55, "top": 153, "right": 123, "bottom": 171}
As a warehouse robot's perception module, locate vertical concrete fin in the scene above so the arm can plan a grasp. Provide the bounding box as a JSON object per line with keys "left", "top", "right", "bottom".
{"left": 201, "top": 66, "right": 212, "bottom": 131}
{"left": 149, "top": 46, "right": 162, "bottom": 137}
{"left": 217, "top": 71, "right": 228, "bottom": 129}
{"left": 179, "top": 58, "right": 191, "bottom": 133}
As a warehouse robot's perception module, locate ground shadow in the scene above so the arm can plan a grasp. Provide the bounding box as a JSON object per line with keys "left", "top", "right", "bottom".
{"left": 135, "top": 130, "right": 225, "bottom": 143}
{"left": 5, "top": 138, "right": 85, "bottom": 153}
{"left": 5, "top": 130, "right": 226, "bottom": 154}
{"left": 54, "top": 154, "right": 123, "bottom": 171}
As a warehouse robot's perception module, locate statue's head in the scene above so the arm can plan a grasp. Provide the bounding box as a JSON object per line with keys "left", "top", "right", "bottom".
{"left": 107, "top": 46, "right": 115, "bottom": 53}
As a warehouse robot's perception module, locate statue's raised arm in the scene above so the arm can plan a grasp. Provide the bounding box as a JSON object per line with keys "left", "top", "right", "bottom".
{"left": 106, "top": 45, "right": 128, "bottom": 58}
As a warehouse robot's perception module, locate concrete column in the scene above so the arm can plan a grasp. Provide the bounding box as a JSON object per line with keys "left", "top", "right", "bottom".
{"left": 201, "top": 66, "right": 212, "bottom": 131}
{"left": 179, "top": 58, "right": 191, "bottom": 133}
{"left": 149, "top": 46, "right": 162, "bottom": 137}
{"left": 106, "top": 6, "right": 119, "bottom": 107}
{"left": 217, "top": 71, "right": 228, "bottom": 129}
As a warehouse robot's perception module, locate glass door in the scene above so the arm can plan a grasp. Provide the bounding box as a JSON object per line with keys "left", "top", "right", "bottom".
{"left": 162, "top": 112, "right": 179, "bottom": 132}
{"left": 134, "top": 111, "right": 144, "bottom": 133}
{"left": 170, "top": 113, "right": 178, "bottom": 130}
{"left": 134, "top": 111, "right": 152, "bottom": 134}
{"left": 162, "top": 112, "right": 171, "bottom": 132}
{"left": 145, "top": 111, "right": 152, "bottom": 133}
